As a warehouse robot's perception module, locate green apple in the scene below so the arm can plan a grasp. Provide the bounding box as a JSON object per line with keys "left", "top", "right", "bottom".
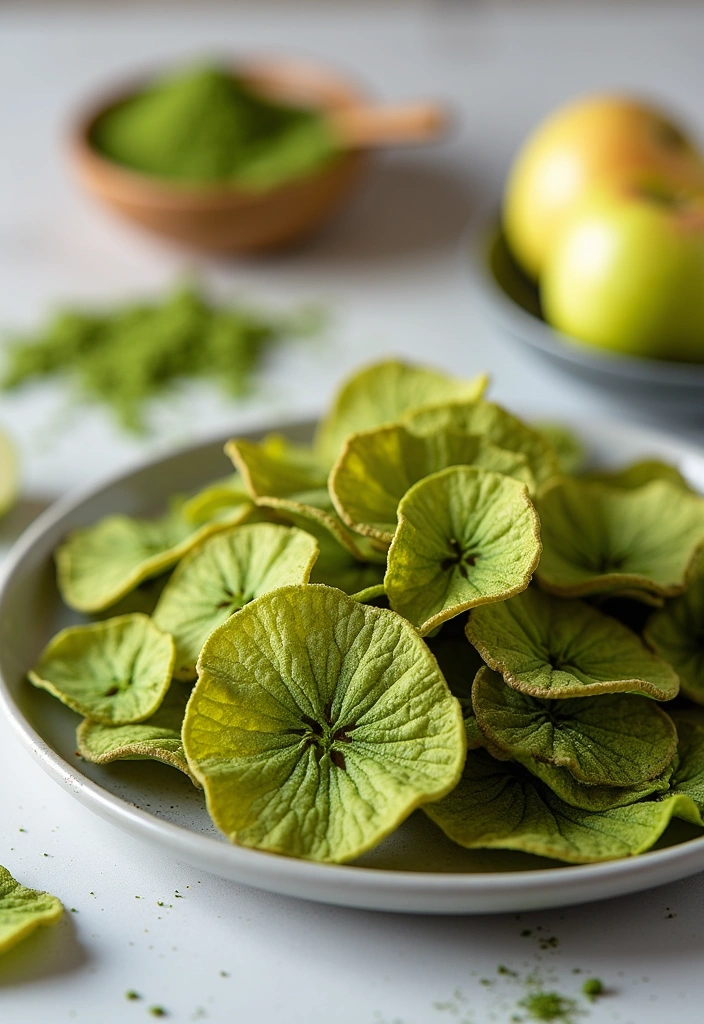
{"left": 503, "top": 94, "right": 704, "bottom": 281}
{"left": 540, "top": 181, "right": 704, "bottom": 362}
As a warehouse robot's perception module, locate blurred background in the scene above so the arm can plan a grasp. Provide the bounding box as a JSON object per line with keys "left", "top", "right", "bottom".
{"left": 2, "top": 0, "right": 703, "bottom": 503}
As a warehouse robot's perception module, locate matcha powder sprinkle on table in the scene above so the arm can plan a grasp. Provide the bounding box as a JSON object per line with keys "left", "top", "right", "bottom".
{"left": 1, "top": 283, "right": 321, "bottom": 433}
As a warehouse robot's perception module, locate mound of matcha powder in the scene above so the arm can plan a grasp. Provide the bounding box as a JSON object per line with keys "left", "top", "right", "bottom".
{"left": 90, "top": 64, "right": 339, "bottom": 188}
{"left": 1, "top": 285, "right": 318, "bottom": 432}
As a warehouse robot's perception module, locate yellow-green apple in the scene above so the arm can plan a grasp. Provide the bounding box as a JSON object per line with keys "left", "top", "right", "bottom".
{"left": 540, "top": 179, "right": 704, "bottom": 361}
{"left": 503, "top": 95, "right": 704, "bottom": 281}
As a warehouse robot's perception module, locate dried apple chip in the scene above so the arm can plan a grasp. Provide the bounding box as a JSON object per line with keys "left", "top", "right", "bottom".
{"left": 181, "top": 474, "right": 252, "bottom": 526}
{"left": 29, "top": 614, "right": 175, "bottom": 725}
{"left": 584, "top": 459, "right": 694, "bottom": 492}
{"left": 472, "top": 667, "right": 677, "bottom": 787}
{"left": 77, "top": 682, "right": 195, "bottom": 780}
{"left": 535, "top": 422, "right": 587, "bottom": 476}
{"left": 57, "top": 501, "right": 253, "bottom": 614}
{"left": 466, "top": 587, "right": 679, "bottom": 700}
{"left": 536, "top": 478, "right": 704, "bottom": 600}
{"left": 404, "top": 400, "right": 559, "bottom": 487}
{"left": 153, "top": 523, "right": 319, "bottom": 679}
{"left": 330, "top": 422, "right": 535, "bottom": 544}
{"left": 314, "top": 358, "right": 489, "bottom": 468}
{"left": 183, "top": 585, "right": 466, "bottom": 862}
{"left": 0, "top": 866, "right": 63, "bottom": 955}
{"left": 644, "top": 553, "right": 704, "bottom": 704}
{"left": 226, "top": 434, "right": 375, "bottom": 560}
{"left": 385, "top": 466, "right": 541, "bottom": 635}
{"left": 424, "top": 747, "right": 699, "bottom": 864}
{"left": 520, "top": 756, "right": 674, "bottom": 812}
{"left": 308, "top": 538, "right": 386, "bottom": 598}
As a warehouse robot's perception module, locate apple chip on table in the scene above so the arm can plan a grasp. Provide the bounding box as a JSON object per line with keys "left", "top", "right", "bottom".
{"left": 26, "top": 357, "right": 704, "bottom": 864}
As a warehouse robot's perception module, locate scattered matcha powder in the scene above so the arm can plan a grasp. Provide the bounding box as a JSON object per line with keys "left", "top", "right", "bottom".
{"left": 518, "top": 991, "right": 577, "bottom": 1022}
{"left": 1, "top": 285, "right": 321, "bottom": 433}
{"left": 125, "top": 990, "right": 140, "bottom": 1001}
{"left": 148, "top": 1007, "right": 167, "bottom": 1018}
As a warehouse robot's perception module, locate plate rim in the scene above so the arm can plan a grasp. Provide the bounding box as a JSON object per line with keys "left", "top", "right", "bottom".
{"left": 3, "top": 417, "right": 704, "bottom": 913}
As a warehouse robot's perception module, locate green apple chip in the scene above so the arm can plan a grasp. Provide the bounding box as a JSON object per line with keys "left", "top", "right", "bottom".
{"left": 29, "top": 613, "right": 175, "bottom": 725}
{"left": 385, "top": 466, "right": 541, "bottom": 635}
{"left": 520, "top": 756, "right": 674, "bottom": 813}
{"left": 182, "top": 585, "right": 466, "bottom": 863}
{"left": 584, "top": 459, "right": 694, "bottom": 492}
{"left": 330, "top": 422, "right": 535, "bottom": 544}
{"left": 644, "top": 553, "right": 704, "bottom": 704}
{"left": 57, "top": 501, "right": 253, "bottom": 614}
{"left": 181, "top": 474, "right": 252, "bottom": 526}
{"left": 403, "top": 400, "right": 559, "bottom": 488}
{"left": 668, "top": 718, "right": 704, "bottom": 814}
{"left": 465, "top": 587, "right": 679, "bottom": 700}
{"left": 472, "top": 666, "right": 677, "bottom": 787}
{"left": 153, "top": 523, "right": 319, "bottom": 680}
{"left": 314, "top": 358, "right": 489, "bottom": 468}
{"left": 536, "top": 478, "right": 704, "bottom": 600}
{"left": 226, "top": 434, "right": 328, "bottom": 500}
{"left": 226, "top": 434, "right": 376, "bottom": 560}
{"left": 535, "top": 422, "right": 587, "bottom": 476}
{"left": 76, "top": 681, "right": 195, "bottom": 780}
{"left": 308, "top": 540, "right": 386, "bottom": 598}
{"left": 425, "top": 628, "right": 485, "bottom": 749}
{"left": 0, "top": 866, "right": 63, "bottom": 955}
{"left": 423, "top": 747, "right": 698, "bottom": 864}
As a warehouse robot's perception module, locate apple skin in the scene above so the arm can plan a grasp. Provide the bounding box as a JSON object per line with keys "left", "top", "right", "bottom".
{"left": 540, "top": 184, "right": 704, "bottom": 362}
{"left": 503, "top": 95, "right": 704, "bottom": 281}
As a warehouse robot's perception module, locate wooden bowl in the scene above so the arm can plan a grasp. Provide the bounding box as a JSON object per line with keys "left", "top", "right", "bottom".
{"left": 69, "top": 58, "right": 369, "bottom": 253}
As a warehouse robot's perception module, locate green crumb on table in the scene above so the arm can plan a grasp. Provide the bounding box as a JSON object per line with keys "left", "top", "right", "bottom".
{"left": 581, "top": 978, "right": 604, "bottom": 999}
{"left": 125, "top": 990, "right": 140, "bottom": 1001}
{"left": 1, "top": 284, "right": 320, "bottom": 434}
{"left": 498, "top": 964, "right": 518, "bottom": 976}
{"left": 518, "top": 991, "right": 577, "bottom": 1022}
{"left": 148, "top": 1007, "right": 167, "bottom": 1018}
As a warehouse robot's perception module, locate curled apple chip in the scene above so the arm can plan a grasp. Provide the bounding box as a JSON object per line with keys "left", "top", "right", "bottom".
{"left": 426, "top": 627, "right": 485, "bottom": 750}
{"left": 534, "top": 421, "right": 587, "bottom": 476}
{"left": 314, "top": 358, "right": 489, "bottom": 468}
{"left": 668, "top": 717, "right": 704, "bottom": 815}
{"left": 226, "top": 434, "right": 374, "bottom": 560}
{"left": 29, "top": 614, "right": 175, "bottom": 725}
{"left": 519, "top": 756, "right": 674, "bottom": 813}
{"left": 424, "top": 747, "right": 698, "bottom": 864}
{"left": 536, "top": 478, "right": 704, "bottom": 600}
{"left": 403, "top": 400, "right": 559, "bottom": 488}
{"left": 472, "top": 667, "right": 677, "bottom": 787}
{"left": 385, "top": 466, "right": 541, "bottom": 635}
{"left": 466, "top": 587, "right": 679, "bottom": 700}
{"left": 584, "top": 459, "right": 694, "bottom": 492}
{"left": 308, "top": 540, "right": 386, "bottom": 599}
{"left": 182, "top": 585, "right": 466, "bottom": 862}
{"left": 644, "top": 554, "right": 704, "bottom": 704}
{"left": 153, "top": 523, "right": 319, "bottom": 679}
{"left": 181, "top": 474, "right": 252, "bottom": 526}
{"left": 330, "top": 423, "right": 535, "bottom": 544}
{"left": 76, "top": 682, "right": 196, "bottom": 781}
{"left": 0, "top": 866, "right": 63, "bottom": 955}
{"left": 57, "top": 502, "right": 253, "bottom": 614}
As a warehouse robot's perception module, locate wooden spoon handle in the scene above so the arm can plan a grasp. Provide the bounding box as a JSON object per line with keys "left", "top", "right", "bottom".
{"left": 330, "top": 102, "right": 449, "bottom": 148}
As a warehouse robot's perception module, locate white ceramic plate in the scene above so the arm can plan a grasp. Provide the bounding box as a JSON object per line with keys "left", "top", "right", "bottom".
{"left": 2, "top": 418, "right": 704, "bottom": 915}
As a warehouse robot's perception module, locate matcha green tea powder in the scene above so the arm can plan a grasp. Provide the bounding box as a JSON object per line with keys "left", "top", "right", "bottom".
{"left": 90, "top": 65, "right": 339, "bottom": 188}
{"left": 1, "top": 284, "right": 318, "bottom": 432}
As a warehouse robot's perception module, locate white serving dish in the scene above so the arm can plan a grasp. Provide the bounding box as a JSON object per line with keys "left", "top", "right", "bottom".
{"left": 2, "top": 417, "right": 704, "bottom": 915}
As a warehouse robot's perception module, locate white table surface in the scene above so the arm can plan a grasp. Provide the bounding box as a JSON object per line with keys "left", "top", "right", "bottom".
{"left": 2, "top": 3, "right": 704, "bottom": 1021}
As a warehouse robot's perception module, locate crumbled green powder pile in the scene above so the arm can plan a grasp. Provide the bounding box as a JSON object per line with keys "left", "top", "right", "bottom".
{"left": 518, "top": 991, "right": 577, "bottom": 1022}
{"left": 1, "top": 285, "right": 317, "bottom": 432}
{"left": 90, "top": 65, "right": 339, "bottom": 188}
